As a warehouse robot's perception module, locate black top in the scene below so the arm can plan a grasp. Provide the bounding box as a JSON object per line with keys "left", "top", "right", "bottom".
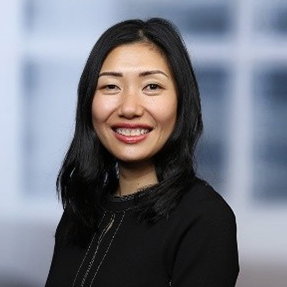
{"left": 45, "top": 181, "right": 239, "bottom": 287}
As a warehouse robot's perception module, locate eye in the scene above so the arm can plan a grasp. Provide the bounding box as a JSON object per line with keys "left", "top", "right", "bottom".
{"left": 104, "top": 84, "right": 118, "bottom": 90}
{"left": 144, "top": 84, "right": 161, "bottom": 91}
{"left": 99, "top": 84, "right": 120, "bottom": 94}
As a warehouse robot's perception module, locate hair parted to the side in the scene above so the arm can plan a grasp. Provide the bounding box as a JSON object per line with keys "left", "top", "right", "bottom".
{"left": 57, "top": 18, "right": 203, "bottom": 245}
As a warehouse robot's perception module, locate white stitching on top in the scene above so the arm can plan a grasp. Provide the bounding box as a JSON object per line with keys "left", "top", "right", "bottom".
{"left": 80, "top": 213, "right": 116, "bottom": 287}
{"left": 71, "top": 211, "right": 106, "bottom": 287}
{"left": 89, "top": 211, "right": 126, "bottom": 287}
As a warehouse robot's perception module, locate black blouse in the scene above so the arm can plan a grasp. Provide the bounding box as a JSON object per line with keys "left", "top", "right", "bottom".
{"left": 45, "top": 181, "right": 239, "bottom": 287}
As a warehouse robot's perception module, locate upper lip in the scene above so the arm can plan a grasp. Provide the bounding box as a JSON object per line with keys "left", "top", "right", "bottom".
{"left": 111, "top": 123, "right": 153, "bottom": 130}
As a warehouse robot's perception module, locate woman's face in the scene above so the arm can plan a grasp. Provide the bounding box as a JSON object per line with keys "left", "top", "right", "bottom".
{"left": 92, "top": 42, "right": 177, "bottom": 164}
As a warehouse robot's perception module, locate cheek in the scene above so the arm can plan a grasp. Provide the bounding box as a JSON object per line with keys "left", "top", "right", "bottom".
{"left": 155, "top": 101, "right": 177, "bottom": 131}
{"left": 91, "top": 94, "right": 117, "bottom": 124}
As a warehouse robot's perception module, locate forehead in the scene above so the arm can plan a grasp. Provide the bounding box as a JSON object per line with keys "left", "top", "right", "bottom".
{"left": 100, "top": 42, "right": 170, "bottom": 72}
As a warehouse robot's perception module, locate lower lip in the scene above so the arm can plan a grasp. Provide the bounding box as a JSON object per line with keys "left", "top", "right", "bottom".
{"left": 114, "top": 132, "right": 149, "bottom": 144}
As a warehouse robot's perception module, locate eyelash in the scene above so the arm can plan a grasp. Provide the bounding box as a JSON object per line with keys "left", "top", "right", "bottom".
{"left": 99, "top": 83, "right": 162, "bottom": 93}
{"left": 104, "top": 84, "right": 118, "bottom": 90}
{"left": 145, "top": 84, "right": 161, "bottom": 90}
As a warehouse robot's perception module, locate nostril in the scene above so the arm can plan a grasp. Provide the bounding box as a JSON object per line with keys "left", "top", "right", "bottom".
{"left": 118, "top": 99, "right": 144, "bottom": 118}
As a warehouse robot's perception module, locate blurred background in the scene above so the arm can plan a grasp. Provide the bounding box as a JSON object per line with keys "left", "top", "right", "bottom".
{"left": 0, "top": 0, "right": 287, "bottom": 286}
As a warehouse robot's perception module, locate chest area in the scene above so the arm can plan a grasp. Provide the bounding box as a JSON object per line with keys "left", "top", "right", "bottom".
{"left": 57, "top": 211, "right": 169, "bottom": 287}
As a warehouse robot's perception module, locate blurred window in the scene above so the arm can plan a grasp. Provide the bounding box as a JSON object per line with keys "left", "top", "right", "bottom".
{"left": 274, "top": 7, "right": 287, "bottom": 34}
{"left": 23, "top": 0, "right": 99, "bottom": 36}
{"left": 253, "top": 66, "right": 287, "bottom": 201}
{"left": 121, "top": 1, "right": 234, "bottom": 38}
{"left": 22, "top": 60, "right": 78, "bottom": 197}
{"left": 195, "top": 65, "right": 231, "bottom": 192}
{"left": 20, "top": 0, "right": 287, "bottom": 204}
{"left": 255, "top": 1, "right": 287, "bottom": 36}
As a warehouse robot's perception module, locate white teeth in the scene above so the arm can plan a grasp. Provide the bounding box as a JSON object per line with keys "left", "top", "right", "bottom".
{"left": 115, "top": 128, "right": 149, "bottom": 136}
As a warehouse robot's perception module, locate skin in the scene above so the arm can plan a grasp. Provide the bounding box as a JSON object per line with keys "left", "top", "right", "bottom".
{"left": 92, "top": 42, "right": 177, "bottom": 195}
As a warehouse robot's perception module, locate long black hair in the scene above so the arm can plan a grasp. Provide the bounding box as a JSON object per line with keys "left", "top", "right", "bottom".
{"left": 57, "top": 18, "right": 203, "bottom": 244}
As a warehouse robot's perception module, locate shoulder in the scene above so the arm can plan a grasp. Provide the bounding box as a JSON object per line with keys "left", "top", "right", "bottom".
{"left": 171, "top": 179, "right": 236, "bottom": 228}
{"left": 165, "top": 180, "right": 239, "bottom": 285}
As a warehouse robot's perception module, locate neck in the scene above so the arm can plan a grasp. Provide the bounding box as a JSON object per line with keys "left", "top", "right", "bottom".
{"left": 116, "top": 161, "right": 158, "bottom": 196}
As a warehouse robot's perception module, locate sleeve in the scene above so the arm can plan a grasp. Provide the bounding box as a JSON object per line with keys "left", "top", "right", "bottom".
{"left": 170, "top": 197, "right": 239, "bottom": 287}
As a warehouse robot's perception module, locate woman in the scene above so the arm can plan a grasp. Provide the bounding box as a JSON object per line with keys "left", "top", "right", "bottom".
{"left": 45, "top": 18, "right": 239, "bottom": 287}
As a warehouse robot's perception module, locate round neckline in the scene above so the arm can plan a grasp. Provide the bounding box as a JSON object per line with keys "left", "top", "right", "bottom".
{"left": 104, "top": 188, "right": 152, "bottom": 212}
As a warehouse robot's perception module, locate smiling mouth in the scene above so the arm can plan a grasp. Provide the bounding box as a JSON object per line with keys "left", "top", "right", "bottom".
{"left": 114, "top": 128, "right": 151, "bottom": 136}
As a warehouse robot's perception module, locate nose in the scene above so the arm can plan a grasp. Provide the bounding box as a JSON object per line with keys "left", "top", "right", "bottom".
{"left": 118, "top": 89, "right": 144, "bottom": 119}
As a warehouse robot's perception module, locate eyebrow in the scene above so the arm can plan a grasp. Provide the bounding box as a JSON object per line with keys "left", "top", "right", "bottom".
{"left": 98, "top": 71, "right": 122, "bottom": 78}
{"left": 139, "top": 70, "right": 169, "bottom": 78}
{"left": 98, "top": 70, "right": 169, "bottom": 78}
